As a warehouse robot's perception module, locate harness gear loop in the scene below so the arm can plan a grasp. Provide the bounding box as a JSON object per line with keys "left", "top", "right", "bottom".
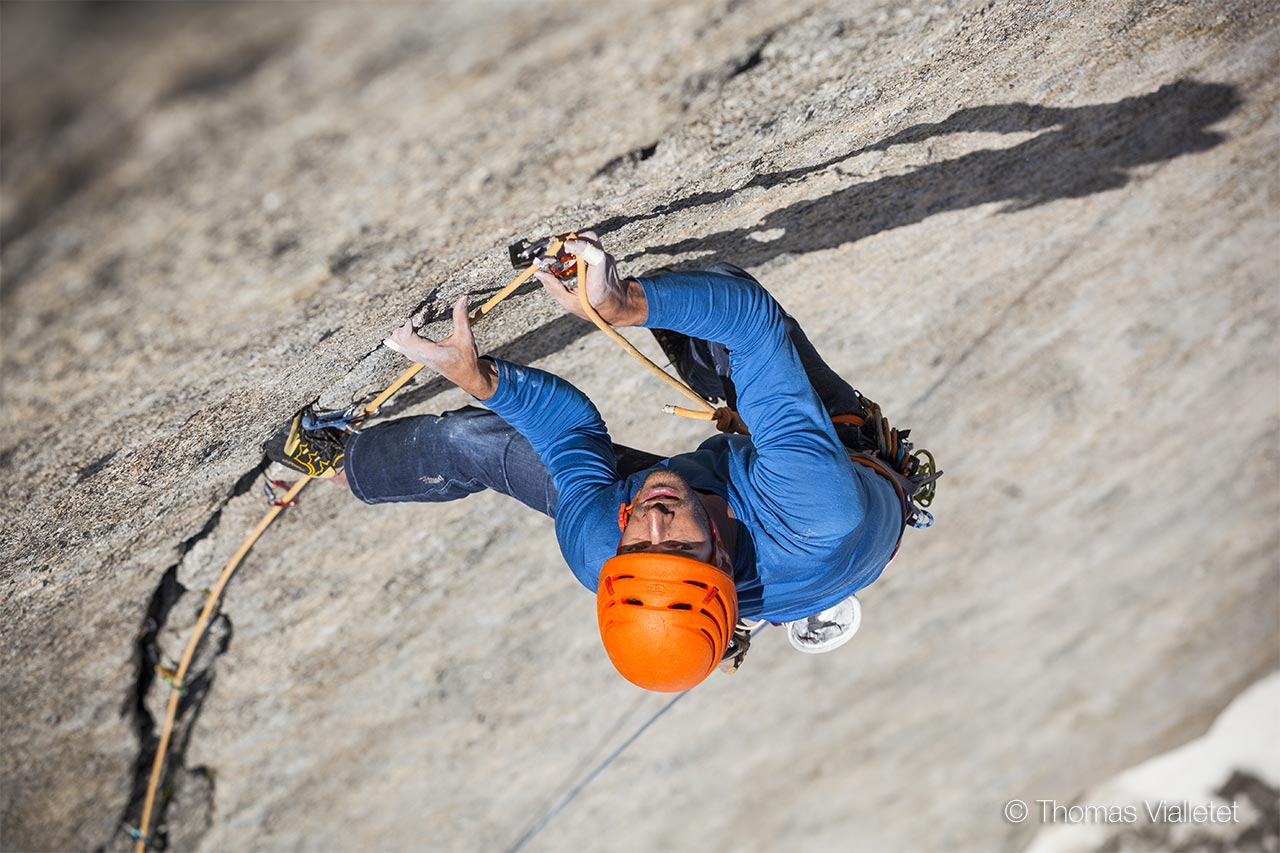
{"left": 835, "top": 403, "right": 942, "bottom": 532}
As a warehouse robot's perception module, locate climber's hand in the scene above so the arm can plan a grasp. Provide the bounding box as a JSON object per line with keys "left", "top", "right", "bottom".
{"left": 535, "top": 231, "right": 647, "bottom": 326}
{"left": 385, "top": 295, "right": 498, "bottom": 399}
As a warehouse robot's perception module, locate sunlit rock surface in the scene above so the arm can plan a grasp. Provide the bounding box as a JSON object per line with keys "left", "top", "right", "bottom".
{"left": 1, "top": 1, "right": 1276, "bottom": 850}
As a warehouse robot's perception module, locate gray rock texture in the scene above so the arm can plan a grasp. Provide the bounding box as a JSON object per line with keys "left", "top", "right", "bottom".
{"left": 1, "top": 1, "right": 1276, "bottom": 851}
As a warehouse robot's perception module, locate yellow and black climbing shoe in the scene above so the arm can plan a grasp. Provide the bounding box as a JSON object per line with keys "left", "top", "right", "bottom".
{"left": 264, "top": 409, "right": 349, "bottom": 479}
{"left": 650, "top": 328, "right": 692, "bottom": 374}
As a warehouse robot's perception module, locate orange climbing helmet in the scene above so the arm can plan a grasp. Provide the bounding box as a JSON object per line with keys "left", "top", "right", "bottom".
{"left": 596, "top": 553, "right": 738, "bottom": 692}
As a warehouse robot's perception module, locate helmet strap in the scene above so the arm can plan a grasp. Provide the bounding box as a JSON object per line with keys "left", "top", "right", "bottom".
{"left": 617, "top": 498, "right": 637, "bottom": 532}
{"left": 711, "top": 521, "right": 732, "bottom": 572}
{"left": 709, "top": 517, "right": 725, "bottom": 550}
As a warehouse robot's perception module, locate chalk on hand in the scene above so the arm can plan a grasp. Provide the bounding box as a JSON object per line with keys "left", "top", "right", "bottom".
{"left": 383, "top": 337, "right": 405, "bottom": 354}
{"left": 577, "top": 244, "right": 606, "bottom": 266}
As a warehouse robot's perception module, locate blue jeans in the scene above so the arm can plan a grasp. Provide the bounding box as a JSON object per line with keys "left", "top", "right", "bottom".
{"left": 345, "top": 263, "right": 865, "bottom": 517}
{"left": 345, "top": 406, "right": 661, "bottom": 518}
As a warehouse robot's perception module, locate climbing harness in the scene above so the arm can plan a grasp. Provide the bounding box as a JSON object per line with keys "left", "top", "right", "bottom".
{"left": 130, "top": 233, "right": 936, "bottom": 848}
{"left": 833, "top": 400, "right": 942, "bottom": 531}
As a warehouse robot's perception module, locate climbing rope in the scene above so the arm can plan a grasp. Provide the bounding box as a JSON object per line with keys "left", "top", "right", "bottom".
{"left": 506, "top": 690, "right": 688, "bottom": 853}
{"left": 130, "top": 234, "right": 897, "bottom": 848}
{"left": 133, "top": 478, "right": 308, "bottom": 852}
{"left": 573, "top": 251, "right": 713, "bottom": 414}
{"left": 567, "top": 239, "right": 746, "bottom": 434}
{"left": 130, "top": 252, "right": 568, "bottom": 851}
{"left": 505, "top": 619, "right": 769, "bottom": 853}
{"left": 363, "top": 255, "right": 552, "bottom": 415}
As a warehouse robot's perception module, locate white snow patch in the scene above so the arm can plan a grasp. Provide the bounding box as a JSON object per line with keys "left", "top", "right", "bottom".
{"left": 1025, "top": 670, "right": 1280, "bottom": 853}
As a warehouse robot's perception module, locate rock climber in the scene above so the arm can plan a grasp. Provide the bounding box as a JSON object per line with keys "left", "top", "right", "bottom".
{"left": 266, "top": 233, "right": 937, "bottom": 692}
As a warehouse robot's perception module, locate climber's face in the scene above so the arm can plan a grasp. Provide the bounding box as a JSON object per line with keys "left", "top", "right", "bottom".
{"left": 616, "top": 469, "right": 719, "bottom": 565}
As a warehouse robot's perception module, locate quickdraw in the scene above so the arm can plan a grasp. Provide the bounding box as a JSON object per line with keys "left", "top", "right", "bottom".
{"left": 509, "top": 234, "right": 580, "bottom": 280}
{"left": 718, "top": 618, "right": 769, "bottom": 674}
{"left": 300, "top": 403, "right": 365, "bottom": 433}
{"left": 130, "top": 234, "right": 934, "bottom": 849}
{"left": 154, "top": 665, "right": 186, "bottom": 695}
{"left": 262, "top": 478, "right": 300, "bottom": 507}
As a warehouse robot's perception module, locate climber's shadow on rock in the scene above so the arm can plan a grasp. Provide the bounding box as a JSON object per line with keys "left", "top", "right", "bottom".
{"left": 390, "top": 80, "right": 1239, "bottom": 413}
{"left": 615, "top": 79, "right": 1240, "bottom": 268}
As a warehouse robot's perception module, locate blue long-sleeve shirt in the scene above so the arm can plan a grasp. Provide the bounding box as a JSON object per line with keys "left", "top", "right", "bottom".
{"left": 482, "top": 271, "right": 902, "bottom": 621}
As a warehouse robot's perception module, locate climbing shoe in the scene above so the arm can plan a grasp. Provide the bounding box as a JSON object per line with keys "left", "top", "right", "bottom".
{"left": 650, "top": 328, "right": 692, "bottom": 373}
{"left": 648, "top": 327, "right": 736, "bottom": 405}
{"left": 264, "top": 409, "right": 348, "bottom": 479}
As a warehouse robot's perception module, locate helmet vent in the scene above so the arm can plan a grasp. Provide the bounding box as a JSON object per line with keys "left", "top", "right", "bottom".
{"left": 700, "top": 609, "right": 716, "bottom": 620}
{"left": 616, "top": 574, "right": 635, "bottom": 580}
{"left": 684, "top": 580, "right": 708, "bottom": 589}
{"left": 668, "top": 603, "right": 692, "bottom": 611}
{"left": 624, "top": 598, "right": 644, "bottom": 606}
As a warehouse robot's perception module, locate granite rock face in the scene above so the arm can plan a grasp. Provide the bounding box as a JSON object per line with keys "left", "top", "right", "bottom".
{"left": 1, "top": 1, "right": 1276, "bottom": 851}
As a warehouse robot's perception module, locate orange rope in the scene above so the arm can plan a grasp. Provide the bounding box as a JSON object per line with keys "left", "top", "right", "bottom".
{"left": 362, "top": 253, "right": 555, "bottom": 416}
{"left": 132, "top": 256, "right": 548, "bottom": 851}
{"left": 135, "top": 477, "right": 308, "bottom": 851}
{"left": 135, "top": 237, "right": 729, "bottom": 849}
{"left": 663, "top": 405, "right": 716, "bottom": 421}
{"left": 570, "top": 248, "right": 720, "bottom": 417}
